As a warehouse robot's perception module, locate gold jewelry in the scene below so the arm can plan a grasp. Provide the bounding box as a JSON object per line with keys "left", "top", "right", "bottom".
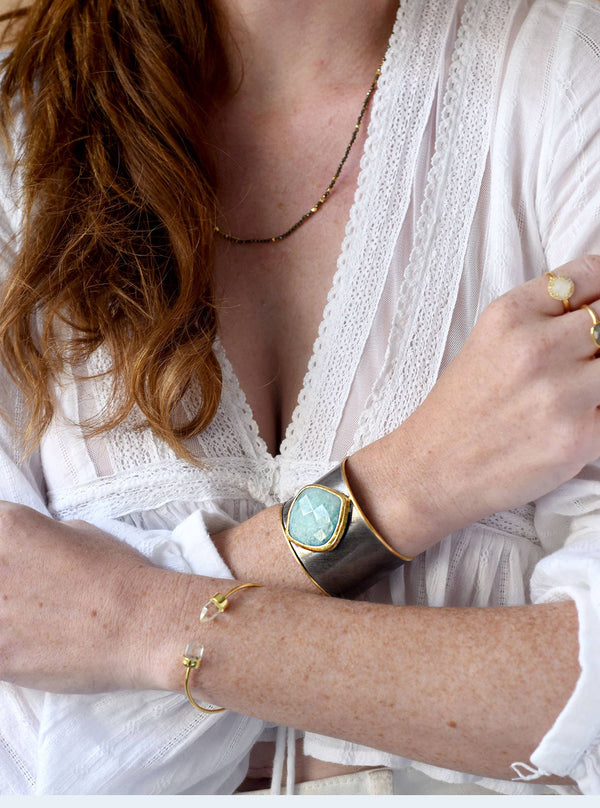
{"left": 214, "top": 56, "right": 386, "bottom": 245}
{"left": 182, "top": 582, "right": 263, "bottom": 713}
{"left": 281, "top": 458, "right": 412, "bottom": 599}
{"left": 581, "top": 304, "right": 600, "bottom": 349}
{"left": 546, "top": 272, "right": 575, "bottom": 312}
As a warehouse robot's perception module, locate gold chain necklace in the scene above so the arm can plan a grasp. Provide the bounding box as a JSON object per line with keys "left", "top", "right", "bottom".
{"left": 214, "top": 55, "right": 386, "bottom": 245}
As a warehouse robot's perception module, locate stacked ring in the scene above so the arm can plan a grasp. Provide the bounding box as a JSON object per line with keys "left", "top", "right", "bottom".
{"left": 581, "top": 304, "right": 600, "bottom": 350}
{"left": 546, "top": 272, "right": 575, "bottom": 312}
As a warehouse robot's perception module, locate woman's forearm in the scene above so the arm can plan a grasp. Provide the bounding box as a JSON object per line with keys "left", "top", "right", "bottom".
{"left": 211, "top": 426, "right": 474, "bottom": 591}
{"left": 141, "top": 564, "right": 579, "bottom": 783}
{"left": 0, "top": 503, "right": 579, "bottom": 782}
{"left": 216, "top": 259, "right": 600, "bottom": 589}
{"left": 212, "top": 504, "right": 318, "bottom": 591}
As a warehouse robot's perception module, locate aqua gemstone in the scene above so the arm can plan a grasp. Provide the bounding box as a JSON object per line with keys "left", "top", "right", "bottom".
{"left": 287, "top": 486, "right": 345, "bottom": 549}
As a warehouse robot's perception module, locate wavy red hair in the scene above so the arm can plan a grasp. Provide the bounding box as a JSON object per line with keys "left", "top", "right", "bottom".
{"left": 0, "top": 0, "right": 230, "bottom": 460}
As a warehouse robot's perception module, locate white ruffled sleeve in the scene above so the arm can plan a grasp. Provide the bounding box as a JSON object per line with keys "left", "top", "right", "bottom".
{"left": 515, "top": 0, "right": 600, "bottom": 792}
{"left": 529, "top": 478, "right": 600, "bottom": 791}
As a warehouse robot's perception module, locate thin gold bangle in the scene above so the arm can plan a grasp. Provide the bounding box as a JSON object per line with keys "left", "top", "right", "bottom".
{"left": 341, "top": 457, "right": 413, "bottom": 562}
{"left": 183, "top": 662, "right": 224, "bottom": 714}
{"left": 182, "top": 582, "right": 264, "bottom": 714}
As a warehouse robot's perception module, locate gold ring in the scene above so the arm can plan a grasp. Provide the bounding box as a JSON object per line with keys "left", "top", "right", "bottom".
{"left": 581, "top": 304, "right": 600, "bottom": 349}
{"left": 546, "top": 272, "right": 575, "bottom": 312}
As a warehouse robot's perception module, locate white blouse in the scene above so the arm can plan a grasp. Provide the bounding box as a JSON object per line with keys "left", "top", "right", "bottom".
{"left": 0, "top": 0, "right": 600, "bottom": 794}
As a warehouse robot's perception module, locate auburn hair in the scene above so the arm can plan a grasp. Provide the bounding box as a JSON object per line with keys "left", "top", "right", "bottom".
{"left": 0, "top": 0, "right": 230, "bottom": 461}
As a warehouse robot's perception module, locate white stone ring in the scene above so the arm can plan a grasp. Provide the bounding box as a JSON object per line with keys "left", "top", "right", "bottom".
{"left": 581, "top": 304, "right": 600, "bottom": 351}
{"left": 546, "top": 271, "right": 575, "bottom": 312}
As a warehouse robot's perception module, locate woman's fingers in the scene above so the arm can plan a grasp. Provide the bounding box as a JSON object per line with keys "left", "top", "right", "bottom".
{"left": 575, "top": 357, "right": 600, "bottom": 409}
{"left": 578, "top": 302, "right": 600, "bottom": 357}
{"left": 492, "top": 255, "right": 600, "bottom": 360}
{"left": 534, "top": 299, "right": 600, "bottom": 361}
{"left": 399, "top": 256, "right": 600, "bottom": 542}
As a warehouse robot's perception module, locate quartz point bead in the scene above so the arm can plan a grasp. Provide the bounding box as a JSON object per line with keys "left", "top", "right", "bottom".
{"left": 200, "top": 599, "right": 222, "bottom": 622}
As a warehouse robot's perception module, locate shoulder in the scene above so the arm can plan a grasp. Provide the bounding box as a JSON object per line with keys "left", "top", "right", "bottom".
{"left": 496, "top": 0, "right": 600, "bottom": 267}
{"left": 496, "top": 0, "right": 600, "bottom": 132}
{"left": 510, "top": 0, "right": 600, "bottom": 72}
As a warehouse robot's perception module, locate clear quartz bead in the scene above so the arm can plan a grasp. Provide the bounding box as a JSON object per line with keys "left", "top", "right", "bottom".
{"left": 200, "top": 599, "right": 222, "bottom": 622}
{"left": 184, "top": 641, "right": 204, "bottom": 662}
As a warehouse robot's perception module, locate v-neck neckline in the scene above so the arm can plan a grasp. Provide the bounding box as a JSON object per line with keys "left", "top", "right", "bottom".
{"left": 214, "top": 8, "right": 403, "bottom": 465}
{"left": 213, "top": 0, "right": 453, "bottom": 466}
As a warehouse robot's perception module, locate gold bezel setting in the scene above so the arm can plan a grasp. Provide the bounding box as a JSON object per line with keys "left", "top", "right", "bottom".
{"left": 546, "top": 272, "right": 575, "bottom": 303}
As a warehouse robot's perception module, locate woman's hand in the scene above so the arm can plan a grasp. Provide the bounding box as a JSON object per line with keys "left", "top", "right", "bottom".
{"left": 213, "top": 254, "right": 600, "bottom": 587}
{"left": 348, "top": 255, "right": 600, "bottom": 556}
{"left": 0, "top": 502, "right": 170, "bottom": 693}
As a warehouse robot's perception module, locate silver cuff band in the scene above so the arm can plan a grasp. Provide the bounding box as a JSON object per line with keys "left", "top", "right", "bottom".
{"left": 281, "top": 459, "right": 412, "bottom": 598}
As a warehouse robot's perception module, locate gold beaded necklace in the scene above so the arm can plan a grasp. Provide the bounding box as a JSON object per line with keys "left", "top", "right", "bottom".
{"left": 214, "top": 55, "right": 386, "bottom": 245}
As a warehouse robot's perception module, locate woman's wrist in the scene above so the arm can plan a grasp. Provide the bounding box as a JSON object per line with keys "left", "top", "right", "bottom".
{"left": 344, "top": 416, "right": 468, "bottom": 558}
{"left": 212, "top": 505, "right": 326, "bottom": 594}
{"left": 122, "top": 564, "right": 220, "bottom": 693}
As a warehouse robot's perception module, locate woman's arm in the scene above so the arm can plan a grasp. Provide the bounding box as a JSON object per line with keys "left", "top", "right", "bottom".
{"left": 148, "top": 571, "right": 579, "bottom": 784}
{"left": 0, "top": 258, "right": 597, "bottom": 784}
{"left": 0, "top": 501, "right": 578, "bottom": 782}
{"left": 215, "top": 258, "right": 600, "bottom": 589}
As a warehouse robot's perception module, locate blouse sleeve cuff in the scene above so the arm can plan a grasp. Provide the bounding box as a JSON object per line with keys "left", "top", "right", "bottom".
{"left": 93, "top": 508, "right": 234, "bottom": 580}
{"left": 171, "top": 509, "right": 234, "bottom": 579}
{"left": 525, "top": 544, "right": 600, "bottom": 790}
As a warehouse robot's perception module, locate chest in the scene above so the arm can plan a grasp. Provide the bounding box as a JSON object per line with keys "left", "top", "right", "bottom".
{"left": 44, "top": 0, "right": 525, "bottom": 519}
{"left": 212, "top": 107, "right": 367, "bottom": 457}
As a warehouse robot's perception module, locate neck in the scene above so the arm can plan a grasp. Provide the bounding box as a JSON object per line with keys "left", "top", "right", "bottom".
{"left": 219, "top": 0, "right": 399, "bottom": 103}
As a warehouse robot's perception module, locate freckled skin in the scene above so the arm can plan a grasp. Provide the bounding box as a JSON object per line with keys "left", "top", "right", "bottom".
{"left": 0, "top": 500, "right": 580, "bottom": 783}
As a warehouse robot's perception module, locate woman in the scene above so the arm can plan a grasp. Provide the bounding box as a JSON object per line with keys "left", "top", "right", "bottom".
{"left": 0, "top": 0, "right": 598, "bottom": 795}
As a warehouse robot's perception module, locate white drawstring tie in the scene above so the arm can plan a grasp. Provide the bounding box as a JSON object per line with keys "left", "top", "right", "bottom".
{"left": 270, "top": 726, "right": 297, "bottom": 794}
{"left": 511, "top": 761, "right": 550, "bottom": 781}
